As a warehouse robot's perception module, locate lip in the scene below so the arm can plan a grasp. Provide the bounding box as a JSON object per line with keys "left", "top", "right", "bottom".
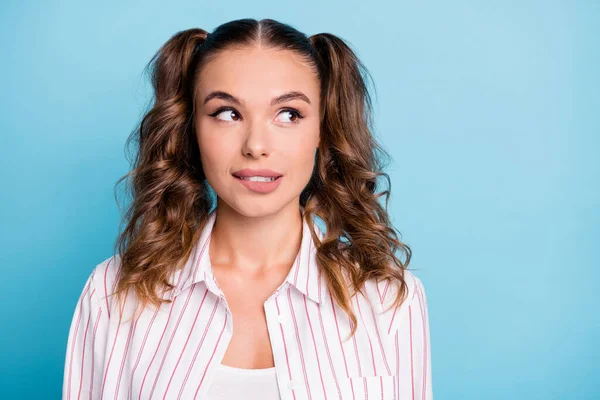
{"left": 231, "top": 168, "right": 283, "bottom": 178}
{"left": 233, "top": 174, "right": 283, "bottom": 194}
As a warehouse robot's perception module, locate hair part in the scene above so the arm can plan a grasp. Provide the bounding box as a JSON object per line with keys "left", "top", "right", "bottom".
{"left": 111, "top": 18, "right": 412, "bottom": 339}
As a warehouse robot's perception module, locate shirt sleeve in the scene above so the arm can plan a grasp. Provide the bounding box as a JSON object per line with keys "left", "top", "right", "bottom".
{"left": 62, "top": 269, "right": 108, "bottom": 399}
{"left": 390, "top": 277, "right": 433, "bottom": 400}
{"left": 384, "top": 274, "right": 433, "bottom": 400}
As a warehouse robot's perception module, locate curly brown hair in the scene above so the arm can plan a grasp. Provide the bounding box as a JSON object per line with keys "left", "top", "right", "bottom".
{"left": 111, "top": 18, "right": 413, "bottom": 339}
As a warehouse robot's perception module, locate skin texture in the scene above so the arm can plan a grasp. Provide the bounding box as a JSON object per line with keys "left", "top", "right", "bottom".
{"left": 194, "top": 45, "right": 321, "bottom": 369}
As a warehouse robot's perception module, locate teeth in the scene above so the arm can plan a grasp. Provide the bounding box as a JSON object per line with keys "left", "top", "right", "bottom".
{"left": 239, "top": 176, "right": 277, "bottom": 182}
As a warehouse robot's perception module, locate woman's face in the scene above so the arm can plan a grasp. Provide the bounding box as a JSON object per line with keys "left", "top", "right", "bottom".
{"left": 195, "top": 46, "right": 321, "bottom": 217}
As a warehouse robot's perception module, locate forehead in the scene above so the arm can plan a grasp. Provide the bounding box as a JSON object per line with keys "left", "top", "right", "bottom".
{"left": 196, "top": 46, "right": 319, "bottom": 104}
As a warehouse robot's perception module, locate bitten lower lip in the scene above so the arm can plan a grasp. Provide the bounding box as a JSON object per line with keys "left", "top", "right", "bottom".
{"left": 233, "top": 175, "right": 283, "bottom": 194}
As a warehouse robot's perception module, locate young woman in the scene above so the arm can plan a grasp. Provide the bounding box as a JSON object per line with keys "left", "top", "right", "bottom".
{"left": 63, "top": 18, "right": 432, "bottom": 400}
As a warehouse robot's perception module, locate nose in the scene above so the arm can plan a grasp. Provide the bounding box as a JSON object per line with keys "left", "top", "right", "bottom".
{"left": 241, "top": 120, "right": 271, "bottom": 158}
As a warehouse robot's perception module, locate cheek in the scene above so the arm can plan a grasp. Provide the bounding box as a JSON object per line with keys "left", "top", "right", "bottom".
{"left": 286, "top": 142, "right": 318, "bottom": 181}
{"left": 285, "top": 127, "right": 319, "bottom": 177}
{"left": 197, "top": 145, "right": 224, "bottom": 182}
{"left": 196, "top": 128, "right": 233, "bottom": 171}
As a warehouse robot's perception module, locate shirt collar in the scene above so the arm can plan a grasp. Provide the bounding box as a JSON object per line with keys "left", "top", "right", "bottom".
{"left": 169, "top": 207, "right": 326, "bottom": 305}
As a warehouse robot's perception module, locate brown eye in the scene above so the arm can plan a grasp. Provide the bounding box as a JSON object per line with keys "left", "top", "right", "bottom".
{"left": 276, "top": 108, "right": 304, "bottom": 124}
{"left": 209, "top": 107, "right": 241, "bottom": 122}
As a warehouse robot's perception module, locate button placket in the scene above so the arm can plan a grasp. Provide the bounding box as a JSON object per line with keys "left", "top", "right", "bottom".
{"left": 277, "top": 313, "right": 288, "bottom": 324}
{"left": 265, "top": 286, "right": 298, "bottom": 399}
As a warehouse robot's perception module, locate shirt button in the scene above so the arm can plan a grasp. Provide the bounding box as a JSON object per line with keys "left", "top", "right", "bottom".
{"left": 277, "top": 314, "right": 287, "bottom": 324}
{"left": 287, "top": 380, "right": 296, "bottom": 390}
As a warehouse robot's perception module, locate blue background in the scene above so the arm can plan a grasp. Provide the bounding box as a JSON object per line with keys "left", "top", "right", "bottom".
{"left": 1, "top": 1, "right": 598, "bottom": 398}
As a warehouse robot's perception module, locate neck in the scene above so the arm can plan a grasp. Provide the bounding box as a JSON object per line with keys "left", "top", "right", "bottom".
{"left": 208, "top": 200, "right": 303, "bottom": 275}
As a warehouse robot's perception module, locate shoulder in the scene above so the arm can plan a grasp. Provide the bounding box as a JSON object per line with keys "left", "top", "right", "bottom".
{"left": 66, "top": 254, "right": 123, "bottom": 332}
{"left": 364, "top": 268, "right": 421, "bottom": 310}
{"left": 363, "top": 269, "right": 425, "bottom": 336}
{"left": 86, "top": 254, "right": 123, "bottom": 314}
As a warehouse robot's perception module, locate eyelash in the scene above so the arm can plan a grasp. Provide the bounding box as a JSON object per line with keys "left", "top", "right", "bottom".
{"left": 208, "top": 107, "right": 305, "bottom": 124}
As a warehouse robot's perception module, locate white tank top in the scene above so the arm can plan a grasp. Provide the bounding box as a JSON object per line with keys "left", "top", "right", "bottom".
{"left": 205, "top": 363, "right": 281, "bottom": 400}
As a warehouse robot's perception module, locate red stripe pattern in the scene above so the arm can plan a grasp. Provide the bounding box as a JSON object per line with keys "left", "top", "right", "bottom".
{"left": 63, "top": 208, "right": 433, "bottom": 399}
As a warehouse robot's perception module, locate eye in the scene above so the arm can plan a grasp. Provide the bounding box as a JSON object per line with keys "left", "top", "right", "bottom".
{"left": 276, "top": 108, "right": 305, "bottom": 124}
{"left": 209, "top": 107, "right": 241, "bottom": 122}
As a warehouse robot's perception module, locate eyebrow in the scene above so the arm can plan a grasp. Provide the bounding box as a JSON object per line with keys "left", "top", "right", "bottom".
{"left": 202, "top": 90, "right": 312, "bottom": 107}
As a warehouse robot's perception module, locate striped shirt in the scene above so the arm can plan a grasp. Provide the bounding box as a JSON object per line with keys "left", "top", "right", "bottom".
{"left": 63, "top": 208, "right": 433, "bottom": 399}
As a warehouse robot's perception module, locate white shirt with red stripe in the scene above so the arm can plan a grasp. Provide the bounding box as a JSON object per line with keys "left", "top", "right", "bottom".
{"left": 63, "top": 207, "right": 433, "bottom": 399}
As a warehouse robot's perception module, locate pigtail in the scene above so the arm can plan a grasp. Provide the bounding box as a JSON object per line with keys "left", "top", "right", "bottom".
{"left": 113, "top": 28, "right": 212, "bottom": 314}
{"left": 307, "top": 33, "right": 408, "bottom": 340}
{"left": 309, "top": 34, "right": 376, "bottom": 149}
{"left": 147, "top": 28, "right": 209, "bottom": 102}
